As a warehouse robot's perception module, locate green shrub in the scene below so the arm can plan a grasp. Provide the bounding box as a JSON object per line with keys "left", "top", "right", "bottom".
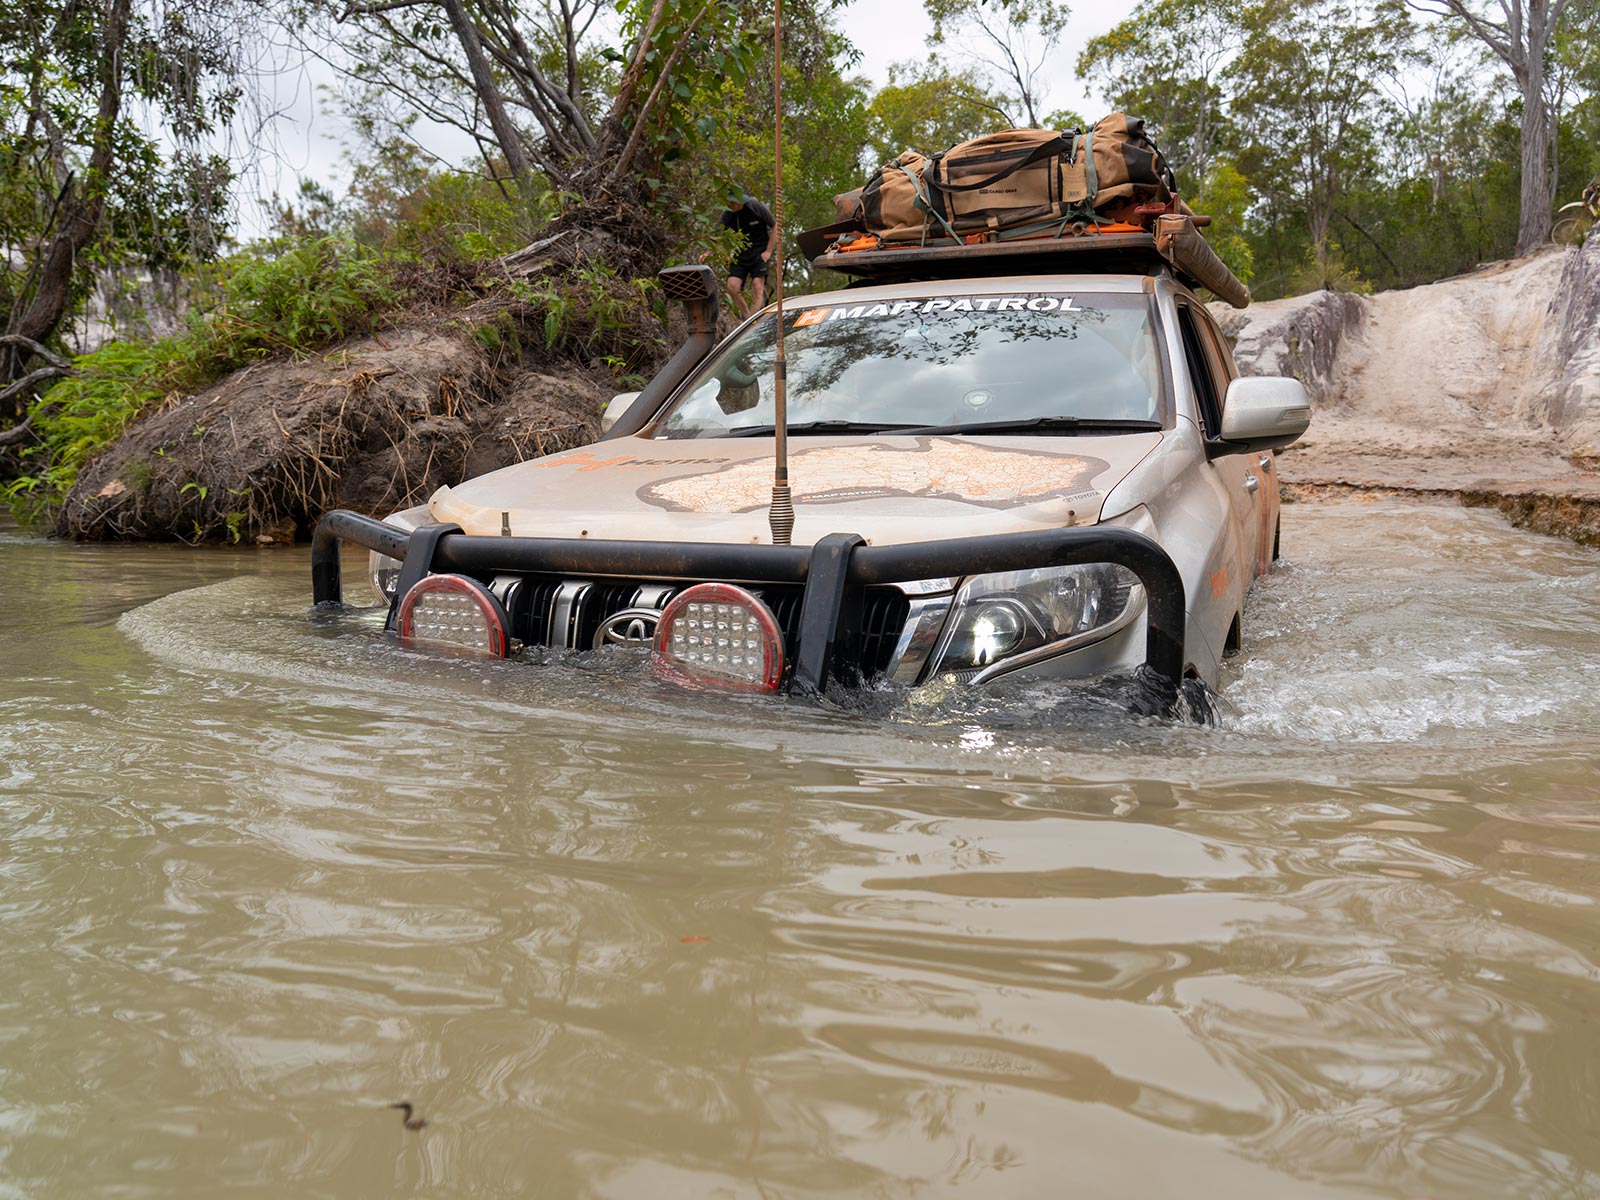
{"left": 354, "top": 171, "right": 555, "bottom": 265}
{"left": 3, "top": 339, "right": 177, "bottom": 521}
{"left": 199, "top": 237, "right": 404, "bottom": 361}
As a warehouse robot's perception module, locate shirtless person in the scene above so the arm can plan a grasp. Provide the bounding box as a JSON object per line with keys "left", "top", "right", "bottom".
{"left": 721, "top": 191, "right": 778, "bottom": 318}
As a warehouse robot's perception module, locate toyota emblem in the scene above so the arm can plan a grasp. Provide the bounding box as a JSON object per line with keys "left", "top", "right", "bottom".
{"left": 594, "top": 607, "right": 662, "bottom": 649}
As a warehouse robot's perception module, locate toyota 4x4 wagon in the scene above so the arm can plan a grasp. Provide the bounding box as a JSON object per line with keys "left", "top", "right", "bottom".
{"left": 311, "top": 234, "right": 1311, "bottom": 715}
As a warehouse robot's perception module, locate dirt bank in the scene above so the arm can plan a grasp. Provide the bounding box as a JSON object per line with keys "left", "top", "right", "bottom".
{"left": 59, "top": 285, "right": 664, "bottom": 542}
{"left": 1216, "top": 238, "right": 1600, "bottom": 546}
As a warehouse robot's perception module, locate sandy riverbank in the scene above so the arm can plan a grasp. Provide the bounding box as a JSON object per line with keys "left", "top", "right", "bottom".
{"left": 1215, "top": 238, "right": 1600, "bottom": 545}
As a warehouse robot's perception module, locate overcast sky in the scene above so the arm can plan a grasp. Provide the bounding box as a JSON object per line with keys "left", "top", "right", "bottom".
{"left": 234, "top": 0, "right": 1118, "bottom": 238}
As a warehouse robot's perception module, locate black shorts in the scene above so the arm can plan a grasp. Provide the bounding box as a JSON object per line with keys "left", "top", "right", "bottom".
{"left": 729, "top": 252, "right": 768, "bottom": 283}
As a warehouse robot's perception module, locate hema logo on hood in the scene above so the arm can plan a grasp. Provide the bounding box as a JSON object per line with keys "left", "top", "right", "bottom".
{"left": 642, "top": 438, "right": 1109, "bottom": 513}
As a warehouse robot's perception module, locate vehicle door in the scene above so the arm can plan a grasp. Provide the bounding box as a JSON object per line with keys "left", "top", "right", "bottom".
{"left": 1174, "top": 299, "right": 1262, "bottom": 593}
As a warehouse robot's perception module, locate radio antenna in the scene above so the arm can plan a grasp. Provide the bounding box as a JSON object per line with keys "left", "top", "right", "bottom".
{"left": 766, "top": 0, "right": 794, "bottom": 546}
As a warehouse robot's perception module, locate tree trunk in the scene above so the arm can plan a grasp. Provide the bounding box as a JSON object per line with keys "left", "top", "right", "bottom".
{"left": 1430, "top": 0, "right": 1568, "bottom": 256}
{"left": 440, "top": 0, "right": 537, "bottom": 189}
{"left": 1515, "top": 52, "right": 1552, "bottom": 254}
{"left": 4, "top": 0, "right": 131, "bottom": 417}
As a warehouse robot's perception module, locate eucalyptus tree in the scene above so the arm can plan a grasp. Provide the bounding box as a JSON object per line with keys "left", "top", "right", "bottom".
{"left": 922, "top": 0, "right": 1071, "bottom": 129}
{"left": 1228, "top": 0, "right": 1413, "bottom": 284}
{"left": 1545, "top": 0, "right": 1600, "bottom": 202}
{"left": 865, "top": 61, "right": 1014, "bottom": 163}
{"left": 319, "top": 0, "right": 790, "bottom": 272}
{"left": 0, "top": 0, "right": 240, "bottom": 426}
{"left": 1076, "top": 0, "right": 1244, "bottom": 188}
{"left": 1410, "top": 0, "right": 1584, "bottom": 251}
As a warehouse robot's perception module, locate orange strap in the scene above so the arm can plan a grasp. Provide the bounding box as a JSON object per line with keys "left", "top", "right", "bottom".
{"left": 829, "top": 232, "right": 882, "bottom": 255}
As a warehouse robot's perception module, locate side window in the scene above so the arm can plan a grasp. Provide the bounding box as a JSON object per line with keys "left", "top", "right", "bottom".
{"left": 1193, "top": 309, "right": 1238, "bottom": 386}
{"left": 1175, "top": 304, "right": 1222, "bottom": 438}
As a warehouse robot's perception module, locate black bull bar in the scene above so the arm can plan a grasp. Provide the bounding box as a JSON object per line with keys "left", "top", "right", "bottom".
{"left": 310, "top": 510, "right": 1188, "bottom": 711}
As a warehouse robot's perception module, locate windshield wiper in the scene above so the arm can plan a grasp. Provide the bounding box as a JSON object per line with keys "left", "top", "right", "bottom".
{"left": 902, "top": 416, "right": 1165, "bottom": 436}
{"left": 716, "top": 420, "right": 923, "bottom": 438}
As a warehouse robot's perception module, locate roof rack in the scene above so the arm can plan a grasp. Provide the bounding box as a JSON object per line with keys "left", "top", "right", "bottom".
{"left": 798, "top": 217, "right": 1250, "bottom": 309}
{"left": 807, "top": 232, "right": 1168, "bottom": 284}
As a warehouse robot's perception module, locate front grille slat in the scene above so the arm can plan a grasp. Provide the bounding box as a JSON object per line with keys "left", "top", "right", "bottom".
{"left": 511, "top": 579, "right": 564, "bottom": 648}
{"left": 505, "top": 574, "right": 911, "bottom": 682}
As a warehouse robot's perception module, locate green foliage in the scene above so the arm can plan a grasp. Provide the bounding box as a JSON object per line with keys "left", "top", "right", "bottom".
{"left": 500, "top": 264, "right": 660, "bottom": 372}
{"left": 666, "top": 12, "right": 871, "bottom": 293}
{"left": 202, "top": 238, "right": 403, "bottom": 356}
{"left": 1229, "top": 0, "right": 1413, "bottom": 266}
{"left": 1077, "top": 0, "right": 1242, "bottom": 187}
{"left": 1191, "top": 160, "right": 1256, "bottom": 284}
{"left": 1075, "top": 0, "right": 1600, "bottom": 297}
{"left": 866, "top": 60, "right": 1013, "bottom": 162}
{"left": 1041, "top": 107, "right": 1090, "bottom": 133}
{"left": 1, "top": 340, "right": 174, "bottom": 520}
{"left": 348, "top": 146, "right": 561, "bottom": 263}
{"left": 1, "top": 0, "right": 242, "bottom": 362}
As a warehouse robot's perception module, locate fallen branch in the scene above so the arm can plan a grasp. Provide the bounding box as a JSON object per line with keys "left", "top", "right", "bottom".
{"left": 0, "top": 365, "right": 72, "bottom": 405}
{"left": 0, "top": 414, "right": 40, "bottom": 446}
{"left": 0, "top": 335, "right": 73, "bottom": 371}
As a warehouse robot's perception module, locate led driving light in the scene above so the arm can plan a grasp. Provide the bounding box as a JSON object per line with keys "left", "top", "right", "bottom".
{"left": 649, "top": 583, "right": 784, "bottom": 692}
{"left": 396, "top": 574, "right": 511, "bottom": 657}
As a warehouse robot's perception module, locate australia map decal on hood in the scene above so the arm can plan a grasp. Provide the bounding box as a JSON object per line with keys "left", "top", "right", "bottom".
{"left": 641, "top": 438, "right": 1110, "bottom": 513}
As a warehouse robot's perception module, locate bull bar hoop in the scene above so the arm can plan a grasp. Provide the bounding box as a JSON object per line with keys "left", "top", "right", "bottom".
{"left": 310, "top": 511, "right": 1188, "bottom": 712}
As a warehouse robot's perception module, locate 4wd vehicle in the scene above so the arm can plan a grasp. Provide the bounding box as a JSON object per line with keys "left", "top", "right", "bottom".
{"left": 311, "top": 235, "right": 1311, "bottom": 715}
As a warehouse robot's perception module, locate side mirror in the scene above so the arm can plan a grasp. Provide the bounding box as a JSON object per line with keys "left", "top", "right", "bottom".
{"left": 1213, "top": 376, "right": 1311, "bottom": 454}
{"left": 600, "top": 392, "right": 641, "bottom": 435}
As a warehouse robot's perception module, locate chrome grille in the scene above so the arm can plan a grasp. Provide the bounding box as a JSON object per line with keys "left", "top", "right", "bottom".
{"left": 502, "top": 575, "right": 913, "bottom": 681}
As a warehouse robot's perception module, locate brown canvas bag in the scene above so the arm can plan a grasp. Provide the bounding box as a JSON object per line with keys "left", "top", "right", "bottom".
{"left": 833, "top": 150, "right": 933, "bottom": 242}
{"left": 1081, "top": 113, "right": 1173, "bottom": 209}
{"left": 924, "top": 129, "right": 1086, "bottom": 236}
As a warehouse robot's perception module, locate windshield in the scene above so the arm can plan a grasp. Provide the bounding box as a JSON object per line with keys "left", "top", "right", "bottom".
{"left": 653, "top": 292, "right": 1165, "bottom": 439}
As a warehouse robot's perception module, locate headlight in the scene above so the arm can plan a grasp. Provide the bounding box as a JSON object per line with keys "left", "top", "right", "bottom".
{"left": 369, "top": 506, "right": 431, "bottom": 604}
{"left": 927, "top": 563, "right": 1143, "bottom": 677}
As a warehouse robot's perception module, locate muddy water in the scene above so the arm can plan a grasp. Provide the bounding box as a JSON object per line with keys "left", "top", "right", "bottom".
{"left": 3, "top": 500, "right": 1600, "bottom": 1199}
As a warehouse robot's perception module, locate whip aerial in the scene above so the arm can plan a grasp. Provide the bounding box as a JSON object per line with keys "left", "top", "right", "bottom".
{"left": 766, "top": 0, "right": 794, "bottom": 546}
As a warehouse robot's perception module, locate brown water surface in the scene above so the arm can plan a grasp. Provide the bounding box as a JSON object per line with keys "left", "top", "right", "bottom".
{"left": 2, "top": 501, "right": 1599, "bottom": 1198}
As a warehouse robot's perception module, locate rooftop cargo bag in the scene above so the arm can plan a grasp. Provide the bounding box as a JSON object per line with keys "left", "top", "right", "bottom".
{"left": 1081, "top": 113, "right": 1173, "bottom": 209}
{"left": 924, "top": 129, "right": 1086, "bottom": 237}
{"left": 833, "top": 150, "right": 933, "bottom": 243}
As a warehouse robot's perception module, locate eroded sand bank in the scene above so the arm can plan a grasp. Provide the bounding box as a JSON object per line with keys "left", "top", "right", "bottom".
{"left": 1215, "top": 238, "right": 1600, "bottom": 544}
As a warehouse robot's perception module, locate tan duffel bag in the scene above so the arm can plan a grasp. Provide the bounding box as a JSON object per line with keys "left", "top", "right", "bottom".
{"left": 924, "top": 129, "right": 1086, "bottom": 237}
{"left": 1081, "top": 113, "right": 1173, "bottom": 209}
{"left": 833, "top": 150, "right": 933, "bottom": 242}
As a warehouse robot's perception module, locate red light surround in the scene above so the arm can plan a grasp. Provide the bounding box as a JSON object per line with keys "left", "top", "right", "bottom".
{"left": 396, "top": 573, "right": 511, "bottom": 657}
{"left": 649, "top": 583, "right": 785, "bottom": 693}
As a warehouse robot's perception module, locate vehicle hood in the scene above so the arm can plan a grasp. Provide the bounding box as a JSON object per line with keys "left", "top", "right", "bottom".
{"left": 428, "top": 432, "right": 1164, "bottom": 547}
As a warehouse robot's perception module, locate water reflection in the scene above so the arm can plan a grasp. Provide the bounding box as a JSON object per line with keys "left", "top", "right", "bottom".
{"left": 1, "top": 503, "right": 1599, "bottom": 1197}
